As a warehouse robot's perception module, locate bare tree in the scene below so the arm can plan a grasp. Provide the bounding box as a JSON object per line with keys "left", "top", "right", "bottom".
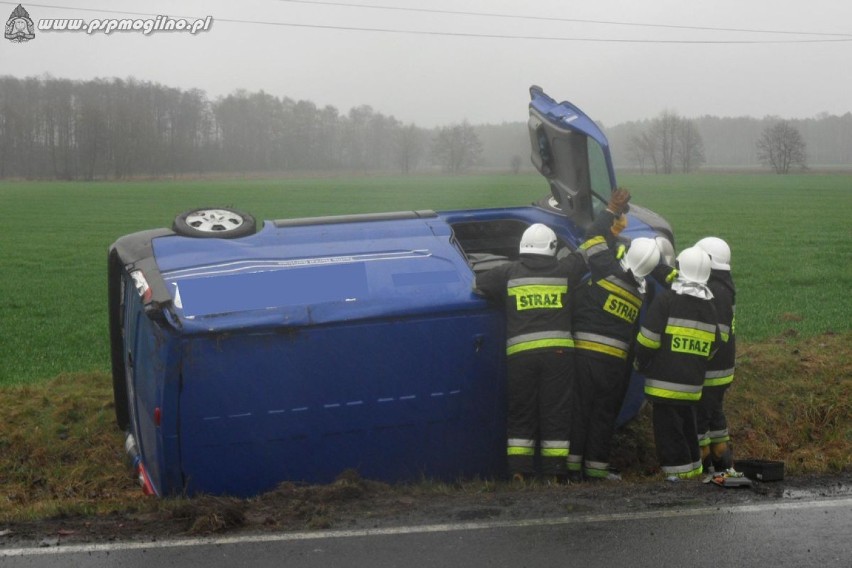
{"left": 626, "top": 112, "right": 704, "bottom": 174}
{"left": 291, "top": 99, "right": 321, "bottom": 170}
{"left": 675, "top": 119, "right": 705, "bottom": 173}
{"left": 396, "top": 123, "right": 426, "bottom": 174}
{"left": 627, "top": 132, "right": 655, "bottom": 173}
{"left": 42, "top": 77, "right": 75, "bottom": 179}
{"left": 341, "top": 105, "right": 373, "bottom": 169}
{"left": 367, "top": 112, "right": 401, "bottom": 170}
{"left": 756, "top": 121, "right": 807, "bottom": 174}
{"left": 75, "top": 79, "right": 107, "bottom": 180}
{"left": 316, "top": 104, "right": 342, "bottom": 170}
{"left": 648, "top": 111, "right": 680, "bottom": 174}
{"left": 509, "top": 155, "right": 522, "bottom": 174}
{"left": 431, "top": 121, "right": 482, "bottom": 174}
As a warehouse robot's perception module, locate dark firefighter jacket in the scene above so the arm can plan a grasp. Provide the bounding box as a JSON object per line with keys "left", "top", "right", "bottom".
{"left": 475, "top": 252, "right": 586, "bottom": 356}
{"left": 573, "top": 210, "right": 644, "bottom": 361}
{"left": 635, "top": 289, "right": 722, "bottom": 404}
{"left": 704, "top": 270, "right": 736, "bottom": 387}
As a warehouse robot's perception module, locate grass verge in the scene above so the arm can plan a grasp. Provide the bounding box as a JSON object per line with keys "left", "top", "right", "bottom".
{"left": 2, "top": 173, "right": 851, "bottom": 386}
{"left": 1, "top": 332, "right": 849, "bottom": 526}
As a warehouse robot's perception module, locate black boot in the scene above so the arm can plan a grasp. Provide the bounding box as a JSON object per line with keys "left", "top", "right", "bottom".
{"left": 710, "top": 442, "right": 733, "bottom": 472}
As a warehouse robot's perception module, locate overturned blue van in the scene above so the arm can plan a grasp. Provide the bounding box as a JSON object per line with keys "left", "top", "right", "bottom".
{"left": 108, "top": 86, "right": 675, "bottom": 497}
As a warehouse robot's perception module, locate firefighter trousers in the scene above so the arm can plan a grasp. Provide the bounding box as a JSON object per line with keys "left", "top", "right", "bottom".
{"left": 569, "top": 352, "right": 629, "bottom": 478}
{"left": 506, "top": 349, "right": 573, "bottom": 477}
{"left": 697, "top": 384, "right": 732, "bottom": 470}
{"left": 652, "top": 401, "right": 702, "bottom": 479}
{"left": 697, "top": 384, "right": 730, "bottom": 444}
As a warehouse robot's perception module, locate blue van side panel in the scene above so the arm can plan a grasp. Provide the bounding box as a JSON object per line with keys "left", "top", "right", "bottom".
{"left": 175, "top": 311, "right": 506, "bottom": 497}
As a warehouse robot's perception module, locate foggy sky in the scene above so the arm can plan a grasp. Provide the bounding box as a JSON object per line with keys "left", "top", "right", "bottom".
{"left": 3, "top": 0, "right": 851, "bottom": 127}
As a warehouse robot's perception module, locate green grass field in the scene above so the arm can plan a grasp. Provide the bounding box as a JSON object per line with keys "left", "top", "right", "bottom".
{"left": 1, "top": 173, "right": 850, "bottom": 523}
{"left": 0, "top": 173, "right": 850, "bottom": 386}
{"left": 620, "top": 173, "right": 852, "bottom": 345}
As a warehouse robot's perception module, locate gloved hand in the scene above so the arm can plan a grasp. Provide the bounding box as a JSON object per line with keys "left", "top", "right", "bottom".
{"left": 607, "top": 188, "right": 631, "bottom": 215}
{"left": 610, "top": 214, "right": 628, "bottom": 237}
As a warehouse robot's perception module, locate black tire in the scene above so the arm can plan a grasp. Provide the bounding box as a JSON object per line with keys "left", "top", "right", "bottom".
{"left": 172, "top": 207, "right": 257, "bottom": 238}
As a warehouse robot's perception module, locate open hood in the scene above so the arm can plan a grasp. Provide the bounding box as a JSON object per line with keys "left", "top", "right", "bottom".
{"left": 528, "top": 85, "right": 617, "bottom": 227}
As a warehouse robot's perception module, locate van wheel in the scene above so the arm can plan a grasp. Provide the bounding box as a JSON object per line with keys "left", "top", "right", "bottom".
{"left": 172, "top": 207, "right": 256, "bottom": 238}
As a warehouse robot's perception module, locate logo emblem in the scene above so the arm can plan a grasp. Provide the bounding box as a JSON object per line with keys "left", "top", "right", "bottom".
{"left": 5, "top": 4, "right": 35, "bottom": 43}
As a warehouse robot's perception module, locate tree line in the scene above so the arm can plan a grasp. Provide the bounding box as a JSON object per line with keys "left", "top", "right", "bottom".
{"left": 2, "top": 75, "right": 849, "bottom": 180}
{"left": 620, "top": 111, "right": 706, "bottom": 174}
{"left": 607, "top": 111, "right": 852, "bottom": 173}
{"left": 0, "top": 75, "right": 485, "bottom": 180}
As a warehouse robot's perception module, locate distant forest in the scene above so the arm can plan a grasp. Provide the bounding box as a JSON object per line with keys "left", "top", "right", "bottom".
{"left": 1, "top": 75, "right": 850, "bottom": 180}
{"left": 476, "top": 114, "right": 852, "bottom": 173}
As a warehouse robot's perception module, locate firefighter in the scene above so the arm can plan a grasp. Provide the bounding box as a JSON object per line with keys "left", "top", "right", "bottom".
{"left": 694, "top": 237, "right": 737, "bottom": 474}
{"left": 635, "top": 246, "right": 722, "bottom": 481}
{"left": 474, "top": 223, "right": 587, "bottom": 482}
{"left": 569, "top": 189, "right": 660, "bottom": 482}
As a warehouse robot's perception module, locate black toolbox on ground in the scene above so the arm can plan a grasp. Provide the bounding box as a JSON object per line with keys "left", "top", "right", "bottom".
{"left": 737, "top": 459, "right": 785, "bottom": 481}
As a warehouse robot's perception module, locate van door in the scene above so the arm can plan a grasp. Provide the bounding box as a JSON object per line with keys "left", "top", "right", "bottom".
{"left": 528, "top": 85, "right": 618, "bottom": 228}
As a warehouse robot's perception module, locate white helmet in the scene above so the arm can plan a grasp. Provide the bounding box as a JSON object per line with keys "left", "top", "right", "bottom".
{"left": 519, "top": 223, "right": 557, "bottom": 257}
{"left": 676, "top": 246, "right": 712, "bottom": 284}
{"left": 655, "top": 236, "right": 676, "bottom": 265}
{"left": 695, "top": 236, "right": 731, "bottom": 271}
{"left": 621, "top": 237, "right": 660, "bottom": 278}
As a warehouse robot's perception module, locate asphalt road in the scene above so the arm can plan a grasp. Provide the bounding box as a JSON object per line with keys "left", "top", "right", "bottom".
{"left": 2, "top": 496, "right": 850, "bottom": 567}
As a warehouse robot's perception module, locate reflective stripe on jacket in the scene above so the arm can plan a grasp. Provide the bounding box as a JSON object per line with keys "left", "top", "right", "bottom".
{"left": 573, "top": 332, "right": 631, "bottom": 360}
{"left": 635, "top": 290, "right": 721, "bottom": 404}
{"left": 475, "top": 251, "right": 587, "bottom": 357}
{"left": 572, "top": 210, "right": 645, "bottom": 360}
